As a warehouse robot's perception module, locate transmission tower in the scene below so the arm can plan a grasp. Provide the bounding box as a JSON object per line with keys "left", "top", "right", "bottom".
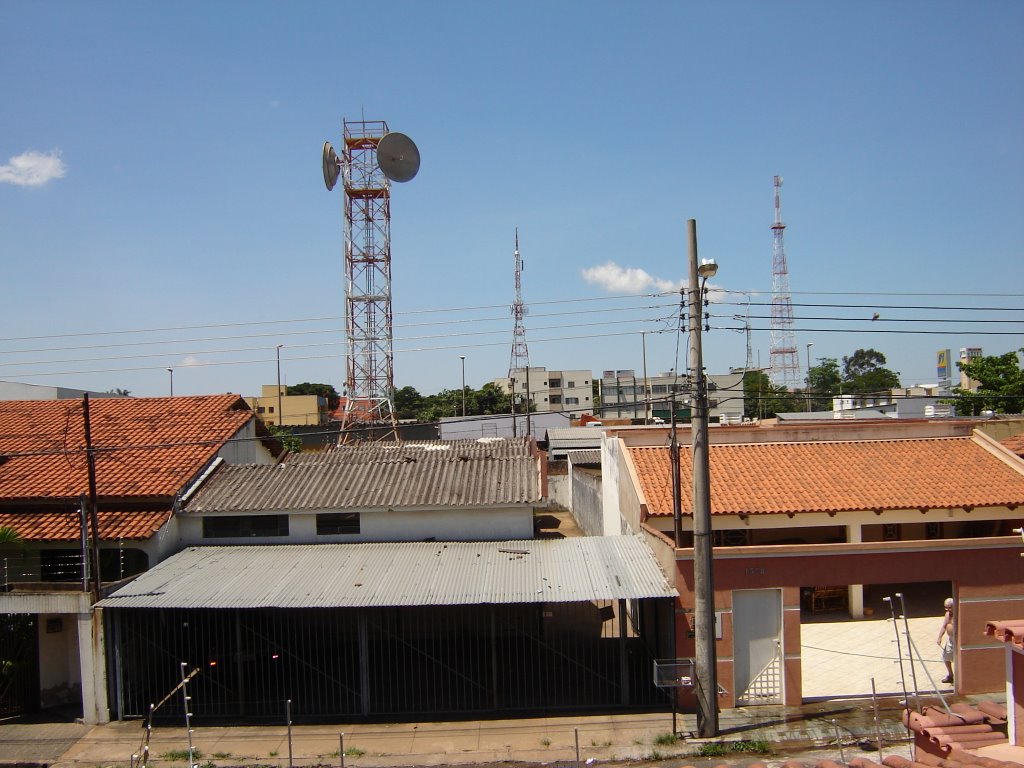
{"left": 340, "top": 119, "right": 397, "bottom": 438}
{"left": 508, "top": 229, "right": 530, "bottom": 379}
{"left": 768, "top": 176, "right": 800, "bottom": 390}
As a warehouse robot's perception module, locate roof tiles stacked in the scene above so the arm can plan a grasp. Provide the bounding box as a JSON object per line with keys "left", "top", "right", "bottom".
{"left": 904, "top": 702, "right": 1010, "bottom": 759}
{"left": 629, "top": 436, "right": 1024, "bottom": 516}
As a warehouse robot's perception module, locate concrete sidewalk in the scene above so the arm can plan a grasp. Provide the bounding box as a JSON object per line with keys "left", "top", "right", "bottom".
{"left": 1, "top": 698, "right": 924, "bottom": 768}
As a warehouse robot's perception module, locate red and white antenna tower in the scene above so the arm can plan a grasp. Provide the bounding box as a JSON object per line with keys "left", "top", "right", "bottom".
{"left": 322, "top": 119, "right": 419, "bottom": 440}
{"left": 769, "top": 176, "right": 800, "bottom": 390}
{"left": 508, "top": 229, "right": 530, "bottom": 377}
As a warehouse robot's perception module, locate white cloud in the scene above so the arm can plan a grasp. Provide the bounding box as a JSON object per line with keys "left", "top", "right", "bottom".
{"left": 182, "top": 356, "right": 202, "bottom": 367}
{"left": 581, "top": 261, "right": 681, "bottom": 293}
{"left": 0, "top": 149, "right": 67, "bottom": 186}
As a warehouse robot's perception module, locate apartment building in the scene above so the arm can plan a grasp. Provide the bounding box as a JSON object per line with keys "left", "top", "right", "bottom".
{"left": 599, "top": 369, "right": 745, "bottom": 424}
{"left": 494, "top": 367, "right": 594, "bottom": 414}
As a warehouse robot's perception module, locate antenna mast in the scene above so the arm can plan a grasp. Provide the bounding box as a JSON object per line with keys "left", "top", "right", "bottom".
{"left": 508, "top": 229, "right": 530, "bottom": 377}
{"left": 340, "top": 119, "right": 397, "bottom": 438}
{"left": 769, "top": 176, "right": 800, "bottom": 390}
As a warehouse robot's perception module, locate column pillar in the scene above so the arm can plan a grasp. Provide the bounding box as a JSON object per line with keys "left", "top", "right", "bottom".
{"left": 78, "top": 609, "right": 110, "bottom": 724}
{"left": 847, "top": 525, "right": 864, "bottom": 619}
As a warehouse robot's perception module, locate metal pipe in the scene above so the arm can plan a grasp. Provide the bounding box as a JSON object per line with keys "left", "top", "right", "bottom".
{"left": 883, "top": 596, "right": 913, "bottom": 736}
{"left": 276, "top": 345, "right": 284, "bottom": 427}
{"left": 896, "top": 593, "right": 921, "bottom": 711}
{"left": 460, "top": 355, "right": 466, "bottom": 416}
{"left": 641, "top": 332, "right": 650, "bottom": 423}
{"left": 805, "top": 342, "right": 814, "bottom": 411}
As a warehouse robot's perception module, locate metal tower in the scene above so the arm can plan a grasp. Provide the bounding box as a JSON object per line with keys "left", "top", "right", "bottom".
{"left": 508, "top": 229, "right": 530, "bottom": 377}
{"left": 340, "top": 119, "right": 396, "bottom": 437}
{"left": 768, "top": 176, "right": 800, "bottom": 390}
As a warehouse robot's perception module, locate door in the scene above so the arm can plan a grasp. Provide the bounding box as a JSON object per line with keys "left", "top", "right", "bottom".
{"left": 732, "top": 589, "right": 783, "bottom": 705}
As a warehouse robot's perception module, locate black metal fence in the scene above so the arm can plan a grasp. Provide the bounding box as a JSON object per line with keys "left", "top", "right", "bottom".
{"left": 108, "top": 599, "right": 671, "bottom": 722}
{"left": 0, "top": 614, "right": 39, "bottom": 717}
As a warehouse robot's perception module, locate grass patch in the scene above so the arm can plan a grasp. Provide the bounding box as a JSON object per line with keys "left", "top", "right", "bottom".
{"left": 653, "top": 732, "right": 679, "bottom": 746}
{"left": 647, "top": 748, "right": 664, "bottom": 761}
{"left": 160, "top": 750, "right": 202, "bottom": 761}
{"left": 692, "top": 740, "right": 773, "bottom": 758}
{"left": 344, "top": 746, "right": 366, "bottom": 757}
{"left": 211, "top": 754, "right": 232, "bottom": 760}
{"left": 694, "top": 743, "right": 728, "bottom": 757}
{"left": 733, "top": 739, "right": 772, "bottom": 754}
{"left": 540, "top": 737, "right": 551, "bottom": 747}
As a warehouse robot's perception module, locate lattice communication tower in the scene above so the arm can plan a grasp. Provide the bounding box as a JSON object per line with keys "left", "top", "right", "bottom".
{"left": 342, "top": 120, "right": 395, "bottom": 435}
{"left": 508, "top": 229, "right": 530, "bottom": 379}
{"left": 769, "top": 176, "right": 800, "bottom": 389}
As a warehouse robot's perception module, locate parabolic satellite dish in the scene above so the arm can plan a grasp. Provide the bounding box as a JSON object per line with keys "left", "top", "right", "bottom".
{"left": 322, "top": 141, "right": 340, "bottom": 191}
{"left": 376, "top": 132, "right": 420, "bottom": 183}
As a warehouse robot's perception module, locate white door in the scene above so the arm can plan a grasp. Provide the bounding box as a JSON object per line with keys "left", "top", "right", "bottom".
{"left": 733, "top": 588, "right": 783, "bottom": 705}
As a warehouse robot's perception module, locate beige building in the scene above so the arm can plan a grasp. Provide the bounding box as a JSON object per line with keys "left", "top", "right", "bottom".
{"left": 245, "top": 385, "right": 329, "bottom": 427}
{"left": 493, "top": 367, "right": 595, "bottom": 415}
{"left": 599, "top": 369, "right": 745, "bottom": 424}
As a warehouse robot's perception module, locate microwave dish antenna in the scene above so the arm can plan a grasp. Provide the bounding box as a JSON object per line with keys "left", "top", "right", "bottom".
{"left": 322, "top": 141, "right": 341, "bottom": 191}
{"left": 376, "top": 132, "right": 420, "bottom": 183}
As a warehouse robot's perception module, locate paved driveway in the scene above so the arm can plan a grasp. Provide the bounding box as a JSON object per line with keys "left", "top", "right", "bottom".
{"left": 801, "top": 616, "right": 952, "bottom": 701}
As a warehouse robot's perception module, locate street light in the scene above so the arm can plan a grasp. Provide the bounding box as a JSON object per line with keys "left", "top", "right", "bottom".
{"left": 460, "top": 355, "right": 466, "bottom": 417}
{"left": 167, "top": 368, "right": 174, "bottom": 397}
{"left": 806, "top": 342, "right": 814, "bottom": 412}
{"left": 688, "top": 221, "right": 718, "bottom": 737}
{"left": 276, "top": 345, "right": 284, "bottom": 427}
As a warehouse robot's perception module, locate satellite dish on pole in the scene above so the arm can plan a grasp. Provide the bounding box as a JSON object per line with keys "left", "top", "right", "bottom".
{"left": 376, "top": 132, "right": 420, "bottom": 183}
{"left": 322, "top": 141, "right": 340, "bottom": 191}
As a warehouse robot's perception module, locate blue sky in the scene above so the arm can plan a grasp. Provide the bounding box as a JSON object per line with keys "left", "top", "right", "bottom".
{"left": 1, "top": 1, "right": 1021, "bottom": 401}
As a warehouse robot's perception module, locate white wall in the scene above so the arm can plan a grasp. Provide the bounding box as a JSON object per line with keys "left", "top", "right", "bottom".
{"left": 177, "top": 506, "right": 536, "bottom": 546}
{"left": 38, "top": 613, "right": 81, "bottom": 708}
{"left": 217, "top": 423, "right": 277, "bottom": 465}
{"left": 547, "top": 473, "right": 571, "bottom": 510}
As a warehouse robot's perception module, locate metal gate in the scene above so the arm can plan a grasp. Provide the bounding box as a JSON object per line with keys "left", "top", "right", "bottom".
{"left": 732, "top": 589, "right": 783, "bottom": 706}
{"left": 109, "top": 600, "right": 670, "bottom": 722}
{"left": 0, "top": 614, "right": 39, "bottom": 717}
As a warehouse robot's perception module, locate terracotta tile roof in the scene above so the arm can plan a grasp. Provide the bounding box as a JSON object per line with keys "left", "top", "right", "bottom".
{"left": 1003, "top": 433, "right": 1024, "bottom": 458}
{"left": 0, "top": 509, "right": 170, "bottom": 541}
{"left": 0, "top": 395, "right": 253, "bottom": 502}
{"left": 630, "top": 435, "right": 1024, "bottom": 516}
{"left": 903, "top": 702, "right": 1010, "bottom": 759}
{"left": 985, "top": 619, "right": 1024, "bottom": 648}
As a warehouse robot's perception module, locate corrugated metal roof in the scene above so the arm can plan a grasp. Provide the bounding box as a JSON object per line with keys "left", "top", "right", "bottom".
{"left": 567, "top": 450, "right": 602, "bottom": 466}
{"left": 546, "top": 428, "right": 605, "bottom": 447}
{"left": 291, "top": 437, "right": 535, "bottom": 462}
{"left": 98, "top": 538, "right": 677, "bottom": 610}
{"left": 185, "top": 438, "right": 541, "bottom": 513}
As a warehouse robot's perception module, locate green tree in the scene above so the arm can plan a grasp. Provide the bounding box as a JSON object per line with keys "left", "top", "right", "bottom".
{"left": 286, "top": 382, "right": 341, "bottom": 411}
{"left": 808, "top": 358, "right": 842, "bottom": 411}
{"left": 742, "top": 371, "right": 802, "bottom": 419}
{"left": 393, "top": 386, "right": 425, "bottom": 420}
{"left": 474, "top": 382, "right": 512, "bottom": 415}
{"left": 948, "top": 348, "right": 1024, "bottom": 415}
{"left": 841, "top": 349, "right": 901, "bottom": 394}
{"left": 105, "top": 388, "right": 131, "bottom": 396}
{"left": 268, "top": 425, "right": 302, "bottom": 453}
